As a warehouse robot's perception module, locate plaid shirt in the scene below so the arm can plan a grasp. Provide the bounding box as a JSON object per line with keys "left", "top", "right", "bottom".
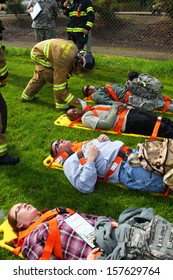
{"left": 21, "top": 211, "right": 105, "bottom": 260}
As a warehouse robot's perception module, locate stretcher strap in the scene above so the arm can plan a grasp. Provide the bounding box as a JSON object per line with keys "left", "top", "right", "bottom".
{"left": 40, "top": 218, "right": 63, "bottom": 260}
{"left": 105, "top": 84, "right": 120, "bottom": 102}
{"left": 103, "top": 145, "right": 130, "bottom": 182}
{"left": 150, "top": 116, "right": 162, "bottom": 140}
{"left": 113, "top": 109, "right": 128, "bottom": 134}
{"left": 123, "top": 90, "right": 132, "bottom": 103}
{"left": 162, "top": 96, "right": 171, "bottom": 113}
{"left": 83, "top": 94, "right": 93, "bottom": 101}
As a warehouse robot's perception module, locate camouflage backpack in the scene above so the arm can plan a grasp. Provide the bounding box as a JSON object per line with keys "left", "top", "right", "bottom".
{"left": 128, "top": 138, "right": 173, "bottom": 189}
{"left": 95, "top": 209, "right": 173, "bottom": 260}
{"left": 125, "top": 73, "right": 163, "bottom": 98}
{"left": 126, "top": 215, "right": 173, "bottom": 260}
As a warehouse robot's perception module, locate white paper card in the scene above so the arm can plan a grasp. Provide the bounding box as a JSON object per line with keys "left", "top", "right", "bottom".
{"left": 77, "top": 98, "right": 87, "bottom": 109}
{"left": 29, "top": 2, "right": 42, "bottom": 20}
{"left": 65, "top": 213, "right": 95, "bottom": 248}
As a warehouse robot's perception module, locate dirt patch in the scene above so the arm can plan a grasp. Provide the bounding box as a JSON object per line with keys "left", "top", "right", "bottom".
{"left": 1, "top": 13, "right": 173, "bottom": 60}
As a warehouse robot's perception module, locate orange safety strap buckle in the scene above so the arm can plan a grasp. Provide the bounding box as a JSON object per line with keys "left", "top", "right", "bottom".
{"left": 77, "top": 151, "right": 86, "bottom": 165}
{"left": 103, "top": 145, "right": 129, "bottom": 182}
{"left": 150, "top": 116, "right": 162, "bottom": 140}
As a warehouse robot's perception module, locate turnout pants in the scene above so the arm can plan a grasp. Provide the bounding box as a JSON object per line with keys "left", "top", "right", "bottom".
{"left": 22, "top": 66, "right": 53, "bottom": 100}
{"left": 0, "top": 93, "right": 7, "bottom": 156}
{"left": 67, "top": 32, "right": 88, "bottom": 50}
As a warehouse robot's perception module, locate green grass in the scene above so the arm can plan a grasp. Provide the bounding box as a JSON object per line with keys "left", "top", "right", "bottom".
{"left": 1, "top": 47, "right": 173, "bottom": 260}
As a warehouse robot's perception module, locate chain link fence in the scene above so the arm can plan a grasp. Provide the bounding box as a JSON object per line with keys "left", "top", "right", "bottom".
{"left": 0, "top": 0, "right": 173, "bottom": 59}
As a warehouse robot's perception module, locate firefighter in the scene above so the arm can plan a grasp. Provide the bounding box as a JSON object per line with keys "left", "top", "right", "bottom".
{"left": 21, "top": 38, "right": 95, "bottom": 111}
{"left": 62, "top": 0, "right": 95, "bottom": 50}
{"left": 0, "top": 46, "right": 20, "bottom": 165}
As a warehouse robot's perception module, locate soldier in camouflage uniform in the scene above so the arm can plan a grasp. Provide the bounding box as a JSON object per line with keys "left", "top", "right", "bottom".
{"left": 0, "top": 46, "right": 19, "bottom": 165}
{"left": 27, "top": 0, "right": 59, "bottom": 42}
{"left": 82, "top": 84, "right": 173, "bottom": 112}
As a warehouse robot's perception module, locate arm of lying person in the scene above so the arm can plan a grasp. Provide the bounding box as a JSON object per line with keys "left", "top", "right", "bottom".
{"left": 87, "top": 247, "right": 103, "bottom": 260}
{"left": 63, "top": 148, "right": 99, "bottom": 194}
{"left": 95, "top": 103, "right": 121, "bottom": 129}
{"left": 97, "top": 134, "right": 110, "bottom": 142}
{"left": 93, "top": 88, "right": 116, "bottom": 105}
{"left": 87, "top": 221, "right": 119, "bottom": 260}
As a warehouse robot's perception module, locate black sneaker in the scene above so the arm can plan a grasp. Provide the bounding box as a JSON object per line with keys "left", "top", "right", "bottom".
{"left": 68, "top": 105, "right": 76, "bottom": 109}
{"left": 0, "top": 154, "right": 20, "bottom": 165}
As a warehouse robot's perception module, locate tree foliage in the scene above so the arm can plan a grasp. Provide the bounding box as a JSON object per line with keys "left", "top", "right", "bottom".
{"left": 93, "top": 0, "right": 118, "bottom": 25}
{"left": 5, "top": 0, "right": 27, "bottom": 20}
{"left": 160, "top": 0, "right": 173, "bottom": 19}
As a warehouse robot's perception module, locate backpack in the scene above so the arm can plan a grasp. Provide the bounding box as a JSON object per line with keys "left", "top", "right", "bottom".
{"left": 129, "top": 215, "right": 173, "bottom": 259}
{"left": 125, "top": 73, "right": 163, "bottom": 98}
{"left": 95, "top": 209, "right": 173, "bottom": 260}
{"left": 128, "top": 138, "right": 173, "bottom": 189}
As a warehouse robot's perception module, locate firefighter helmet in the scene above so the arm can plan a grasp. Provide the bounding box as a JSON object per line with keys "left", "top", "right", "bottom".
{"left": 76, "top": 50, "right": 95, "bottom": 72}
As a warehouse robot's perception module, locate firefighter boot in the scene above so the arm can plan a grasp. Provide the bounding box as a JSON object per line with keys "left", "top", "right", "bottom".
{"left": 0, "top": 154, "right": 20, "bottom": 165}
{"left": 21, "top": 96, "right": 39, "bottom": 102}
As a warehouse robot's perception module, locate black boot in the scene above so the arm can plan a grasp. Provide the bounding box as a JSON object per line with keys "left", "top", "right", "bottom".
{"left": 0, "top": 154, "right": 20, "bottom": 165}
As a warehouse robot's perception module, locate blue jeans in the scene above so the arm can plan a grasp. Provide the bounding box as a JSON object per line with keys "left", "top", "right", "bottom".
{"left": 119, "top": 150, "right": 166, "bottom": 193}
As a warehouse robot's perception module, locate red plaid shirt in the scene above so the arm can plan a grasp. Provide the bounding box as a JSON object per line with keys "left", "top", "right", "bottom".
{"left": 21, "top": 211, "right": 107, "bottom": 260}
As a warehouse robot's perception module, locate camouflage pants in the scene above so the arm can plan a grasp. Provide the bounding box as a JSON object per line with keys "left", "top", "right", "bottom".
{"left": 128, "top": 95, "right": 173, "bottom": 112}
{"left": 34, "top": 28, "right": 57, "bottom": 43}
{"left": 0, "top": 93, "right": 7, "bottom": 156}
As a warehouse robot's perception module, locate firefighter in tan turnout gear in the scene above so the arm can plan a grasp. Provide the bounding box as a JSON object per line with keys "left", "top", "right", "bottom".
{"left": 21, "top": 38, "right": 95, "bottom": 111}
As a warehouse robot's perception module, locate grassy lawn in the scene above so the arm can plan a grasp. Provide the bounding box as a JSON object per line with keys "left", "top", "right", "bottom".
{"left": 0, "top": 47, "right": 173, "bottom": 260}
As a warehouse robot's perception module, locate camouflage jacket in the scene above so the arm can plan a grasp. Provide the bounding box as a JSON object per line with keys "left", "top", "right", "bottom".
{"left": 92, "top": 84, "right": 126, "bottom": 105}
{"left": 94, "top": 208, "right": 173, "bottom": 260}
{"left": 92, "top": 84, "right": 173, "bottom": 112}
{"left": 27, "top": 0, "right": 59, "bottom": 29}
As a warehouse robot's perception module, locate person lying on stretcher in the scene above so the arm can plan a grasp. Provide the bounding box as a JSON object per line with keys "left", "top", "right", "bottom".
{"left": 66, "top": 102, "right": 173, "bottom": 138}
